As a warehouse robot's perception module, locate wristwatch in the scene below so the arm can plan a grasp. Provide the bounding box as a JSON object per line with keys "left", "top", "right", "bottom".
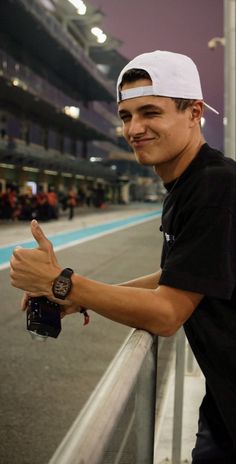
{"left": 52, "top": 268, "right": 74, "bottom": 300}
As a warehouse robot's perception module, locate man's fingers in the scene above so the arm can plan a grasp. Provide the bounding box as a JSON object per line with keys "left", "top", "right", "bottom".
{"left": 11, "top": 245, "right": 23, "bottom": 263}
{"left": 20, "top": 292, "right": 45, "bottom": 311}
{"left": 21, "top": 292, "right": 30, "bottom": 311}
{"left": 31, "top": 220, "right": 52, "bottom": 252}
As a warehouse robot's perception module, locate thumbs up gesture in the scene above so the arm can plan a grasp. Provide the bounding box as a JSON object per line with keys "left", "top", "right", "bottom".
{"left": 10, "top": 220, "right": 62, "bottom": 298}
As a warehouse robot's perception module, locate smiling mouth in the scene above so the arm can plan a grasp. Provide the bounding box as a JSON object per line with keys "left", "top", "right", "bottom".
{"left": 132, "top": 138, "right": 155, "bottom": 148}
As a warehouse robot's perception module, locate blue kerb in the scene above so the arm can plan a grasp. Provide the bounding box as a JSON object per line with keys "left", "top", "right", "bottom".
{"left": 0, "top": 210, "right": 161, "bottom": 266}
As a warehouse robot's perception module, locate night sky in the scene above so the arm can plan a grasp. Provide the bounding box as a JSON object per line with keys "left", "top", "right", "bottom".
{"left": 89, "top": 0, "right": 224, "bottom": 151}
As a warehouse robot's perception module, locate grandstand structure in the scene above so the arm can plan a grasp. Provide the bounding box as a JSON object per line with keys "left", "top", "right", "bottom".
{"left": 0, "top": 0, "right": 157, "bottom": 205}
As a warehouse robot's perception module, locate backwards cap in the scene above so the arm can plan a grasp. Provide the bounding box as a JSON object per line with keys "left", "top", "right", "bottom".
{"left": 117, "top": 50, "right": 218, "bottom": 114}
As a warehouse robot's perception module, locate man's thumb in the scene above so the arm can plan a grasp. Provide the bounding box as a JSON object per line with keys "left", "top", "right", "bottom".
{"left": 31, "top": 220, "right": 51, "bottom": 251}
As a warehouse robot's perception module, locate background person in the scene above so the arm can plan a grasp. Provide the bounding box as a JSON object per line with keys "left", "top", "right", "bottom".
{"left": 67, "top": 188, "right": 77, "bottom": 220}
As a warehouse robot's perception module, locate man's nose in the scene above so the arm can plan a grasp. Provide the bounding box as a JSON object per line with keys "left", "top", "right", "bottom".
{"left": 128, "top": 116, "right": 145, "bottom": 137}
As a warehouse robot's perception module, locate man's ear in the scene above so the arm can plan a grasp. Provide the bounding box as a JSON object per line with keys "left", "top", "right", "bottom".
{"left": 191, "top": 101, "right": 204, "bottom": 124}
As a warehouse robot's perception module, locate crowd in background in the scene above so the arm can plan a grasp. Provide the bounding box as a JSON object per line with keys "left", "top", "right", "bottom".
{"left": 0, "top": 183, "right": 107, "bottom": 222}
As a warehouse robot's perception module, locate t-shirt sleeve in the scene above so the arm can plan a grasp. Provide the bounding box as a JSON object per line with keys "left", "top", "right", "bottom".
{"left": 159, "top": 205, "right": 236, "bottom": 299}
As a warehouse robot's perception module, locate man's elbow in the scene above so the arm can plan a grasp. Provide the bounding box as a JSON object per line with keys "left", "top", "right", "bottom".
{"left": 158, "top": 325, "right": 179, "bottom": 337}
{"left": 145, "top": 317, "right": 181, "bottom": 338}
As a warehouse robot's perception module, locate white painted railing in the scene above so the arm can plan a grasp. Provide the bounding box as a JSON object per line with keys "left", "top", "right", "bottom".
{"left": 48, "top": 328, "right": 189, "bottom": 464}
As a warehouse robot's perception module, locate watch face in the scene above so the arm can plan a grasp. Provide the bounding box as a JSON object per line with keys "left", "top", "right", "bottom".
{"left": 53, "top": 276, "right": 72, "bottom": 299}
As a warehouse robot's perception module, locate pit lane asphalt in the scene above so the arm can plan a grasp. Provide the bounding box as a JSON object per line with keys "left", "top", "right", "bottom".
{"left": 0, "top": 203, "right": 164, "bottom": 464}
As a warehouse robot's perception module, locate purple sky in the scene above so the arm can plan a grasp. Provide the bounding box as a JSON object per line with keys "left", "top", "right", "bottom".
{"left": 89, "top": 0, "right": 224, "bottom": 150}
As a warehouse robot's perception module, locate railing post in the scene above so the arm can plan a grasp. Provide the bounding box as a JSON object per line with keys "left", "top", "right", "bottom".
{"left": 186, "top": 342, "right": 195, "bottom": 375}
{"left": 135, "top": 336, "right": 158, "bottom": 464}
{"left": 172, "top": 328, "right": 186, "bottom": 464}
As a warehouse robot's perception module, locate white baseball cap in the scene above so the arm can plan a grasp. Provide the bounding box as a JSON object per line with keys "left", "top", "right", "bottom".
{"left": 117, "top": 50, "right": 219, "bottom": 114}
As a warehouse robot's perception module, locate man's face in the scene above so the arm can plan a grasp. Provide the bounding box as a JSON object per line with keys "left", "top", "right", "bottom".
{"left": 118, "top": 79, "right": 195, "bottom": 174}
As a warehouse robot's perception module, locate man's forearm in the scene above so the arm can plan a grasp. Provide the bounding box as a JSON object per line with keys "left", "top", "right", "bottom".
{"left": 118, "top": 269, "right": 162, "bottom": 289}
{"left": 67, "top": 272, "right": 201, "bottom": 337}
{"left": 68, "top": 270, "right": 191, "bottom": 337}
{"left": 69, "top": 273, "right": 165, "bottom": 333}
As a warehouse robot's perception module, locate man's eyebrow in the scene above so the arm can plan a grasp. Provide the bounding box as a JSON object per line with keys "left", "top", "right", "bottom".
{"left": 118, "top": 109, "right": 131, "bottom": 119}
{"left": 118, "top": 103, "right": 163, "bottom": 117}
{"left": 138, "top": 104, "right": 163, "bottom": 111}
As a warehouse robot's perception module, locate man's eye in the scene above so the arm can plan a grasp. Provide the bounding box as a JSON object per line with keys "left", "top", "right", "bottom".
{"left": 145, "top": 111, "right": 160, "bottom": 117}
{"left": 121, "top": 115, "right": 131, "bottom": 122}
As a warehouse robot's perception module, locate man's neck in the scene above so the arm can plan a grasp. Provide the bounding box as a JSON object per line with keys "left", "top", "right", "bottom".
{"left": 155, "top": 135, "right": 206, "bottom": 183}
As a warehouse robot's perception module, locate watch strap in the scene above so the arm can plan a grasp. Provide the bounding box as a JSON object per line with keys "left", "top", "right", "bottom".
{"left": 61, "top": 268, "right": 74, "bottom": 278}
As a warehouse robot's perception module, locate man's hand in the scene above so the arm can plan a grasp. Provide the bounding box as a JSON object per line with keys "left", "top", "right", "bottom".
{"left": 60, "top": 302, "right": 85, "bottom": 319}
{"left": 21, "top": 291, "right": 84, "bottom": 319}
{"left": 10, "top": 220, "right": 62, "bottom": 298}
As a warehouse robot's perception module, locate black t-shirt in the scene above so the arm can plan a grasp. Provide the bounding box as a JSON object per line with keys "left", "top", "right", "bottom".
{"left": 159, "top": 143, "right": 236, "bottom": 446}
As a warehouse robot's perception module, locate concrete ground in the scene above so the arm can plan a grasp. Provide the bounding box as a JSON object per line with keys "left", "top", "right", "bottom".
{"left": 0, "top": 203, "right": 161, "bottom": 463}
{"left": 154, "top": 350, "right": 205, "bottom": 464}
{"left": 0, "top": 203, "right": 205, "bottom": 464}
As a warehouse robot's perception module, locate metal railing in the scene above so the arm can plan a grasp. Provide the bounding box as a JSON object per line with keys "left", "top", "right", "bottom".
{"left": 48, "top": 328, "right": 192, "bottom": 464}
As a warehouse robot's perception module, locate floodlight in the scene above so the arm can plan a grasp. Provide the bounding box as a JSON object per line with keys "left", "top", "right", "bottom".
{"left": 68, "top": 0, "right": 87, "bottom": 15}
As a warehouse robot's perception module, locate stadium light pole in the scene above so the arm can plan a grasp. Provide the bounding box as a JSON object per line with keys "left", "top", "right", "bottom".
{"left": 208, "top": 0, "right": 235, "bottom": 159}
{"left": 224, "top": 0, "right": 236, "bottom": 159}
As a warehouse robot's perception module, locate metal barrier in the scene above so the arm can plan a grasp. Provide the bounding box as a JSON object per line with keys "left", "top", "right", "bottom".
{"left": 48, "top": 329, "right": 157, "bottom": 464}
{"left": 48, "top": 328, "right": 191, "bottom": 464}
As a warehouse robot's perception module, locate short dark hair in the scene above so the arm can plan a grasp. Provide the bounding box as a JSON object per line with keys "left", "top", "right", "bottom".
{"left": 119, "top": 68, "right": 196, "bottom": 111}
{"left": 120, "top": 68, "right": 150, "bottom": 85}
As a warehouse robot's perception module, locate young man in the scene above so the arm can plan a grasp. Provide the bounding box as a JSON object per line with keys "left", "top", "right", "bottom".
{"left": 10, "top": 50, "right": 236, "bottom": 462}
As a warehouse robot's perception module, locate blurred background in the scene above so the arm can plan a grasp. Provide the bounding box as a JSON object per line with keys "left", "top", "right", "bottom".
{"left": 0, "top": 2, "right": 235, "bottom": 463}
{"left": 1, "top": 0, "right": 232, "bottom": 223}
